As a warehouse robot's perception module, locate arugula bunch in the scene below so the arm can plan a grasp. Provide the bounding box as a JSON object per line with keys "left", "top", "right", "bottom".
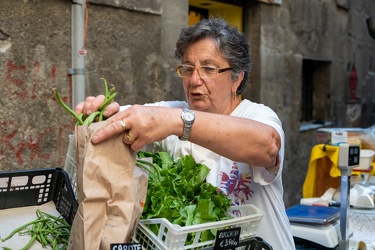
{"left": 136, "top": 151, "right": 231, "bottom": 244}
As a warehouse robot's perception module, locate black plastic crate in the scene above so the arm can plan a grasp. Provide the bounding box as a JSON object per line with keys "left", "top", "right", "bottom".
{"left": 0, "top": 167, "right": 78, "bottom": 225}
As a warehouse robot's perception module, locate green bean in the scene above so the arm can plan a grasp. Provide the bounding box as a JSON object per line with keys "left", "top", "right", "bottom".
{"left": 36, "top": 233, "right": 46, "bottom": 247}
{"left": 52, "top": 236, "right": 58, "bottom": 249}
{"left": 83, "top": 111, "right": 101, "bottom": 125}
{"left": 36, "top": 222, "right": 49, "bottom": 247}
{"left": 98, "top": 91, "right": 118, "bottom": 111}
{"left": 53, "top": 78, "right": 117, "bottom": 126}
{"left": 20, "top": 234, "right": 37, "bottom": 250}
{"left": 52, "top": 231, "right": 66, "bottom": 249}
{"left": 53, "top": 88, "right": 84, "bottom": 125}
{"left": 76, "top": 113, "right": 84, "bottom": 126}
{"left": 97, "top": 78, "right": 118, "bottom": 121}
{"left": 38, "top": 209, "right": 64, "bottom": 221}
{"left": 99, "top": 78, "right": 108, "bottom": 96}
{"left": 98, "top": 91, "right": 118, "bottom": 122}
{"left": 1, "top": 210, "right": 71, "bottom": 250}
{"left": 100, "top": 77, "right": 116, "bottom": 98}
{"left": 1, "top": 218, "right": 49, "bottom": 242}
{"left": 98, "top": 111, "right": 104, "bottom": 122}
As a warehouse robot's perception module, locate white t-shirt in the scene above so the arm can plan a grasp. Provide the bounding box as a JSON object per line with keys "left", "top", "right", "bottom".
{"left": 122, "top": 100, "right": 295, "bottom": 250}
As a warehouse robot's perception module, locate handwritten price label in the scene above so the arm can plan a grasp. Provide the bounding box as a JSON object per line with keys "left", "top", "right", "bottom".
{"left": 110, "top": 243, "right": 142, "bottom": 250}
{"left": 214, "top": 227, "right": 241, "bottom": 250}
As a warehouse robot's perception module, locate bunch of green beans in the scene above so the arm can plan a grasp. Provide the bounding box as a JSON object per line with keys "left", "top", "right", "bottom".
{"left": 53, "top": 78, "right": 118, "bottom": 126}
{"left": 1, "top": 209, "right": 71, "bottom": 250}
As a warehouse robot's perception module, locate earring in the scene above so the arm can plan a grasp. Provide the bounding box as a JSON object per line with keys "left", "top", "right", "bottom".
{"left": 232, "top": 92, "right": 236, "bottom": 100}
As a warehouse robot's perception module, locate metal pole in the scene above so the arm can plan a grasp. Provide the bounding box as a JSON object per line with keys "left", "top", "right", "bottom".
{"left": 68, "top": 0, "right": 86, "bottom": 109}
{"left": 337, "top": 144, "right": 360, "bottom": 250}
{"left": 338, "top": 175, "right": 350, "bottom": 249}
{"left": 340, "top": 175, "right": 350, "bottom": 241}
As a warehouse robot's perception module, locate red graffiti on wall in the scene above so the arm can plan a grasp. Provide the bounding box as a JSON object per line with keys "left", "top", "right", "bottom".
{"left": 6, "top": 60, "right": 27, "bottom": 86}
{"left": 20, "top": 131, "right": 52, "bottom": 163}
{"left": 3, "top": 59, "right": 73, "bottom": 167}
{"left": 6, "top": 59, "right": 71, "bottom": 103}
{"left": 0, "top": 121, "right": 18, "bottom": 163}
{"left": 0, "top": 120, "right": 72, "bottom": 166}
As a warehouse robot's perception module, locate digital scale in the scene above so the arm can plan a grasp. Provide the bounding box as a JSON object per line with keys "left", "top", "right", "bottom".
{"left": 291, "top": 219, "right": 341, "bottom": 249}
{"left": 287, "top": 204, "right": 345, "bottom": 249}
{"left": 288, "top": 143, "right": 360, "bottom": 249}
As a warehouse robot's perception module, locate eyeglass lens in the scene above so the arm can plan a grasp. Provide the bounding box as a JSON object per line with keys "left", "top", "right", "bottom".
{"left": 177, "top": 65, "right": 231, "bottom": 78}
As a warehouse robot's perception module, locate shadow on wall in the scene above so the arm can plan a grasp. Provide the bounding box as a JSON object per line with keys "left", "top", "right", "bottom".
{"left": 367, "top": 15, "right": 375, "bottom": 40}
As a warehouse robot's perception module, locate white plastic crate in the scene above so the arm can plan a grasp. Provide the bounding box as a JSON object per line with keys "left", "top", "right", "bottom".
{"left": 133, "top": 204, "right": 264, "bottom": 250}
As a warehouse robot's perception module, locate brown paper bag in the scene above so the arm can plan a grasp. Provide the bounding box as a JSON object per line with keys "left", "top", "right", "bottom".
{"left": 68, "top": 121, "right": 148, "bottom": 250}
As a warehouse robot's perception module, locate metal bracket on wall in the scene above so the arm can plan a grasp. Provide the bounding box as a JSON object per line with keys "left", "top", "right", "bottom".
{"left": 67, "top": 68, "right": 86, "bottom": 76}
{"left": 72, "top": 0, "right": 86, "bottom": 4}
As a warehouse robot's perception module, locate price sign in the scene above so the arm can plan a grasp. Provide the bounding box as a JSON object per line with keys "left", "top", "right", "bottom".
{"left": 110, "top": 243, "right": 142, "bottom": 250}
{"left": 214, "top": 227, "right": 241, "bottom": 250}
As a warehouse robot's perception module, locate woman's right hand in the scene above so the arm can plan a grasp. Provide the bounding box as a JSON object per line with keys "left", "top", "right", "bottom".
{"left": 74, "top": 95, "right": 121, "bottom": 120}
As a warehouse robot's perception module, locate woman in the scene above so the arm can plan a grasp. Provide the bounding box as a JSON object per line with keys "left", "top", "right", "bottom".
{"left": 76, "top": 18, "right": 295, "bottom": 249}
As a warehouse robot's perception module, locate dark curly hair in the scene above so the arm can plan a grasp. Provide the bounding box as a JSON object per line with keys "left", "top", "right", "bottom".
{"left": 175, "top": 18, "right": 251, "bottom": 95}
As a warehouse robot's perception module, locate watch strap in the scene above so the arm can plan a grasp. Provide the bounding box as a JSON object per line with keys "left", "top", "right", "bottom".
{"left": 179, "top": 124, "right": 192, "bottom": 141}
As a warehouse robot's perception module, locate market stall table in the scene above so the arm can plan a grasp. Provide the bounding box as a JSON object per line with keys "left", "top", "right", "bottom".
{"left": 0, "top": 202, "right": 62, "bottom": 249}
{"left": 349, "top": 208, "right": 375, "bottom": 248}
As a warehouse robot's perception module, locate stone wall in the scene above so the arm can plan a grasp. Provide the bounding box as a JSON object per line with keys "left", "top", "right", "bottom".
{"left": 245, "top": 0, "right": 375, "bottom": 206}
{"left": 0, "top": 0, "right": 187, "bottom": 171}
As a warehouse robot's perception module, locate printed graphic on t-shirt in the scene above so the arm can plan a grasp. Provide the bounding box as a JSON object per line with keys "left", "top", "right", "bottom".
{"left": 219, "top": 162, "right": 253, "bottom": 205}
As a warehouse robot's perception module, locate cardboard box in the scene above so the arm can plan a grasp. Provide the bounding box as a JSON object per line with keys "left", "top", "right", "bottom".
{"left": 316, "top": 128, "right": 365, "bottom": 145}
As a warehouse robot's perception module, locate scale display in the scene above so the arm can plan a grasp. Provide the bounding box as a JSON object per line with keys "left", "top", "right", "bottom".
{"left": 338, "top": 144, "right": 360, "bottom": 169}
{"left": 348, "top": 146, "right": 360, "bottom": 166}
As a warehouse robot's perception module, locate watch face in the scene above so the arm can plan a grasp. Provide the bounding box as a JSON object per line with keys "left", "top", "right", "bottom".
{"left": 184, "top": 112, "right": 194, "bottom": 121}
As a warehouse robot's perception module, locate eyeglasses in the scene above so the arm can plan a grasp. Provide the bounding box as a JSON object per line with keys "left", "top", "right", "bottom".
{"left": 176, "top": 64, "right": 232, "bottom": 78}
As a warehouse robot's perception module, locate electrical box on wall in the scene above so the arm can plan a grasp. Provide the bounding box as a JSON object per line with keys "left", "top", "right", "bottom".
{"left": 256, "top": 0, "right": 282, "bottom": 5}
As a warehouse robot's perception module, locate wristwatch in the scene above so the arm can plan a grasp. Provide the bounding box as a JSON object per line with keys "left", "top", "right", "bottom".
{"left": 179, "top": 108, "right": 195, "bottom": 141}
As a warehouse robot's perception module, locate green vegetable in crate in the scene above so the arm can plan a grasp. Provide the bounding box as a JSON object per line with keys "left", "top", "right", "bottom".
{"left": 53, "top": 78, "right": 117, "bottom": 125}
{"left": 1, "top": 209, "right": 71, "bottom": 250}
{"left": 136, "top": 151, "right": 232, "bottom": 245}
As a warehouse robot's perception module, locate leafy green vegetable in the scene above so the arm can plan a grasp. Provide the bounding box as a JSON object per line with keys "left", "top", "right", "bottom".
{"left": 136, "top": 151, "right": 231, "bottom": 244}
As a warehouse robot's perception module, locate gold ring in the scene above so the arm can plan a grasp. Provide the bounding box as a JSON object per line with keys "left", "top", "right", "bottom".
{"left": 120, "top": 119, "right": 126, "bottom": 131}
{"left": 126, "top": 132, "right": 135, "bottom": 142}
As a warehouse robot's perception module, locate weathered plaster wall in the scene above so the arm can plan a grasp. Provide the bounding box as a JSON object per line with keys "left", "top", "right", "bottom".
{"left": 0, "top": 0, "right": 187, "bottom": 171}
{"left": 0, "top": 0, "right": 72, "bottom": 170}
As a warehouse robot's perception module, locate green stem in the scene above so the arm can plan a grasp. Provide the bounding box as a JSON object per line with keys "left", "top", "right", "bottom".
{"left": 98, "top": 92, "right": 118, "bottom": 111}
{"left": 83, "top": 111, "right": 101, "bottom": 125}
{"left": 53, "top": 88, "right": 84, "bottom": 125}
{"left": 136, "top": 159, "right": 161, "bottom": 181}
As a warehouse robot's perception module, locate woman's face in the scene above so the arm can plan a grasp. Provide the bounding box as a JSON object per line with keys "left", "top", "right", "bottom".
{"left": 181, "top": 38, "right": 243, "bottom": 115}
